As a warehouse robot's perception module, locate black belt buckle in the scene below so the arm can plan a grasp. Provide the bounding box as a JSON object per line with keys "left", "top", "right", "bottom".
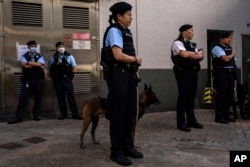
{"left": 216, "top": 68, "right": 234, "bottom": 72}
{"left": 226, "top": 68, "right": 234, "bottom": 72}
{"left": 113, "top": 64, "right": 125, "bottom": 71}
{"left": 123, "top": 63, "right": 131, "bottom": 70}
{"left": 125, "top": 63, "right": 131, "bottom": 69}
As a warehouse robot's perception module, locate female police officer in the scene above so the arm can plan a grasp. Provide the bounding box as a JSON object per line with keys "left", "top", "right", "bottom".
{"left": 103, "top": 2, "right": 143, "bottom": 166}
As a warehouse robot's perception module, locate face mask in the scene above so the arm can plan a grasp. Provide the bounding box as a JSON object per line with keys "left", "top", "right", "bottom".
{"left": 29, "top": 47, "right": 37, "bottom": 53}
{"left": 58, "top": 47, "right": 65, "bottom": 54}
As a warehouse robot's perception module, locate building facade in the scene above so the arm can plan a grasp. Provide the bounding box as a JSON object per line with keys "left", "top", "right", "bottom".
{"left": 0, "top": 0, "right": 250, "bottom": 120}
{"left": 99, "top": 0, "right": 250, "bottom": 111}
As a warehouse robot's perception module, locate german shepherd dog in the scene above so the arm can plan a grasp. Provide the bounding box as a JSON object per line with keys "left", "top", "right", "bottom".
{"left": 79, "top": 84, "right": 160, "bottom": 149}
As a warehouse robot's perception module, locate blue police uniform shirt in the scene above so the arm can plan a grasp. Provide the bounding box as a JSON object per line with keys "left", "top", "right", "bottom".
{"left": 21, "top": 53, "right": 45, "bottom": 65}
{"left": 212, "top": 45, "right": 235, "bottom": 68}
{"left": 49, "top": 54, "right": 77, "bottom": 67}
{"left": 105, "top": 27, "right": 123, "bottom": 48}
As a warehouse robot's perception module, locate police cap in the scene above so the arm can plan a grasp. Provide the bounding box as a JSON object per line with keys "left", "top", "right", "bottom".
{"left": 55, "top": 41, "right": 64, "bottom": 48}
{"left": 220, "top": 32, "right": 231, "bottom": 39}
{"left": 179, "top": 24, "right": 193, "bottom": 33}
{"left": 109, "top": 2, "right": 132, "bottom": 15}
{"left": 26, "top": 40, "right": 37, "bottom": 46}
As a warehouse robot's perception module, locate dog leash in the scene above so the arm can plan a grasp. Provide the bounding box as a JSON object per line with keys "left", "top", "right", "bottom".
{"left": 136, "top": 72, "right": 140, "bottom": 123}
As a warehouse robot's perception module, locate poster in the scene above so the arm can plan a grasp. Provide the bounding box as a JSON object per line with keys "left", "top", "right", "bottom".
{"left": 16, "top": 42, "right": 40, "bottom": 61}
{"left": 72, "top": 40, "right": 91, "bottom": 50}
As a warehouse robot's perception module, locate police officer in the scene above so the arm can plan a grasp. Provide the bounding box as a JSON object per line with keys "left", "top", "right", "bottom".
{"left": 49, "top": 42, "right": 82, "bottom": 120}
{"left": 8, "top": 40, "right": 45, "bottom": 124}
{"left": 212, "top": 32, "right": 236, "bottom": 124}
{"left": 103, "top": 2, "right": 143, "bottom": 166}
{"left": 171, "top": 24, "right": 204, "bottom": 132}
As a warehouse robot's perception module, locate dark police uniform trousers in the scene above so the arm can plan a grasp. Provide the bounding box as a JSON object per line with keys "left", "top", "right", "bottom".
{"left": 15, "top": 79, "right": 44, "bottom": 119}
{"left": 174, "top": 68, "right": 198, "bottom": 127}
{"left": 52, "top": 77, "right": 79, "bottom": 118}
{"left": 109, "top": 66, "right": 137, "bottom": 155}
{"left": 213, "top": 68, "right": 235, "bottom": 121}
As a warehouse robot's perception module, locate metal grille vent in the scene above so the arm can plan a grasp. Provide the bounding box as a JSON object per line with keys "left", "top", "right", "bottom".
{"left": 12, "top": 1, "right": 42, "bottom": 27}
{"left": 13, "top": 72, "right": 91, "bottom": 95}
{"left": 14, "top": 73, "right": 22, "bottom": 96}
{"left": 63, "top": 6, "right": 89, "bottom": 29}
{"left": 73, "top": 72, "right": 91, "bottom": 94}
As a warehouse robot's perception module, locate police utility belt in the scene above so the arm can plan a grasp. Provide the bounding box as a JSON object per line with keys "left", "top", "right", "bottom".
{"left": 174, "top": 65, "right": 200, "bottom": 71}
{"left": 215, "top": 67, "right": 236, "bottom": 72}
{"left": 113, "top": 63, "right": 134, "bottom": 71}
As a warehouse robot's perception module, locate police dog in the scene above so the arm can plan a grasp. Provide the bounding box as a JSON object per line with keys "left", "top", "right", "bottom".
{"left": 79, "top": 84, "right": 160, "bottom": 149}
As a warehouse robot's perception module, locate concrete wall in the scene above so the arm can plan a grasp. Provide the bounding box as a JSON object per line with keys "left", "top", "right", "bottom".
{"left": 100, "top": 69, "right": 208, "bottom": 112}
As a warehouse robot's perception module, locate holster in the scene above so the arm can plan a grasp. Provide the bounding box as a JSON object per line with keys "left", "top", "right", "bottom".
{"left": 173, "top": 65, "right": 183, "bottom": 73}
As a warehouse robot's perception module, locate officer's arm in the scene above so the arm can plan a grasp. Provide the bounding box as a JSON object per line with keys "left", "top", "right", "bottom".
{"left": 21, "top": 61, "right": 27, "bottom": 66}
{"left": 220, "top": 50, "right": 236, "bottom": 62}
{"left": 72, "top": 66, "right": 77, "bottom": 73}
{"left": 28, "top": 56, "right": 45, "bottom": 69}
{"left": 174, "top": 41, "right": 202, "bottom": 60}
{"left": 28, "top": 61, "right": 43, "bottom": 67}
{"left": 69, "top": 55, "right": 77, "bottom": 72}
{"left": 112, "top": 46, "right": 137, "bottom": 63}
{"left": 179, "top": 50, "right": 203, "bottom": 60}
{"left": 21, "top": 55, "right": 32, "bottom": 68}
{"left": 22, "top": 62, "right": 32, "bottom": 68}
{"left": 197, "top": 49, "right": 204, "bottom": 61}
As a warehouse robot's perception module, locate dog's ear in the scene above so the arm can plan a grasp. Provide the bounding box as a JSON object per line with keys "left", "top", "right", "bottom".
{"left": 149, "top": 84, "right": 152, "bottom": 91}
{"left": 144, "top": 83, "right": 148, "bottom": 90}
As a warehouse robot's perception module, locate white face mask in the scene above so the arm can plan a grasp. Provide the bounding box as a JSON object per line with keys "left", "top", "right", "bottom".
{"left": 29, "top": 47, "right": 37, "bottom": 53}
{"left": 58, "top": 47, "right": 65, "bottom": 54}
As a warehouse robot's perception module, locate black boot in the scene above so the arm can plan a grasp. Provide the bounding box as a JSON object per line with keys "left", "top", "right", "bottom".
{"left": 7, "top": 117, "right": 23, "bottom": 124}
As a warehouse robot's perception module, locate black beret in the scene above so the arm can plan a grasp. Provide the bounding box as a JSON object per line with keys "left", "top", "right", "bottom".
{"left": 220, "top": 32, "right": 231, "bottom": 39}
{"left": 26, "top": 40, "right": 37, "bottom": 46}
{"left": 109, "top": 2, "right": 132, "bottom": 15}
{"left": 55, "top": 41, "right": 64, "bottom": 47}
{"left": 179, "top": 24, "right": 193, "bottom": 33}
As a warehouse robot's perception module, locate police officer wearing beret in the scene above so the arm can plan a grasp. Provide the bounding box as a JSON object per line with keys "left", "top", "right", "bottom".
{"left": 8, "top": 40, "right": 45, "bottom": 124}
{"left": 171, "top": 24, "right": 204, "bottom": 132}
{"left": 49, "top": 42, "right": 82, "bottom": 120}
{"left": 212, "top": 32, "right": 236, "bottom": 124}
{"left": 102, "top": 2, "right": 143, "bottom": 166}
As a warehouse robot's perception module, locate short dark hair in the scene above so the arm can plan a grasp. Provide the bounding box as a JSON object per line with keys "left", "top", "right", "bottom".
{"left": 26, "top": 40, "right": 37, "bottom": 46}
{"left": 55, "top": 41, "right": 64, "bottom": 48}
{"left": 220, "top": 32, "right": 231, "bottom": 39}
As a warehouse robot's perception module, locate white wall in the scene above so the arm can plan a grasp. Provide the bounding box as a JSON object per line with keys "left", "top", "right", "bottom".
{"left": 100, "top": 0, "right": 250, "bottom": 69}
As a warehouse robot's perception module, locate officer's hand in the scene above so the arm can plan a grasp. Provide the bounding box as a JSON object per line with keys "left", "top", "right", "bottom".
{"left": 191, "top": 52, "right": 202, "bottom": 60}
{"left": 198, "top": 49, "right": 204, "bottom": 60}
{"left": 24, "top": 64, "right": 33, "bottom": 68}
{"left": 136, "top": 57, "right": 142, "bottom": 66}
{"left": 198, "top": 48, "right": 204, "bottom": 55}
{"left": 232, "top": 50, "right": 236, "bottom": 56}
